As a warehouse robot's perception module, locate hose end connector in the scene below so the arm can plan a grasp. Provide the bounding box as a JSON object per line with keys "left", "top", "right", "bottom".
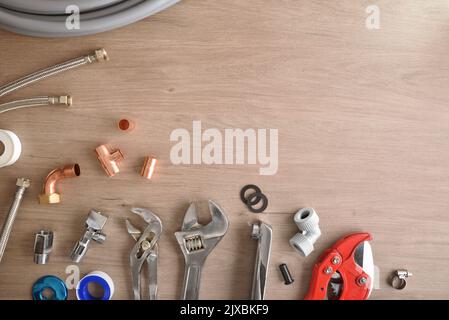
{"left": 16, "top": 177, "right": 31, "bottom": 188}
{"left": 88, "top": 48, "right": 109, "bottom": 63}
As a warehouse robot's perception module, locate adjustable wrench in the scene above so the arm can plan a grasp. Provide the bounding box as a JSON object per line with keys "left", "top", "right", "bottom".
{"left": 175, "top": 200, "right": 229, "bottom": 300}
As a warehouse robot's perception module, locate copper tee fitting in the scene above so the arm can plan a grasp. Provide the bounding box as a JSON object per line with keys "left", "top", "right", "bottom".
{"left": 39, "top": 164, "right": 81, "bottom": 204}
{"left": 95, "top": 144, "right": 124, "bottom": 177}
{"left": 141, "top": 156, "right": 157, "bottom": 180}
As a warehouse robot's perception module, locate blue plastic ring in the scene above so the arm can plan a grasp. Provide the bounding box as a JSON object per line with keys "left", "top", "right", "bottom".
{"left": 77, "top": 274, "right": 111, "bottom": 300}
{"left": 32, "top": 275, "right": 68, "bottom": 300}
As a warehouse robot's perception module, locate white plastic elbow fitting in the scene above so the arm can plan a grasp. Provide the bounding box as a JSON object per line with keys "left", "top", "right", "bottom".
{"left": 289, "top": 208, "right": 321, "bottom": 257}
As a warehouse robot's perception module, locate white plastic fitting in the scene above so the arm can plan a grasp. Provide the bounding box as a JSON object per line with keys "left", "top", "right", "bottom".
{"left": 289, "top": 208, "right": 321, "bottom": 257}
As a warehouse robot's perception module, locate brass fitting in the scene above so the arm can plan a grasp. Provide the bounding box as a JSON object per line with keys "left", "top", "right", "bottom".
{"left": 141, "top": 156, "right": 157, "bottom": 180}
{"left": 39, "top": 164, "right": 80, "bottom": 204}
{"left": 95, "top": 144, "right": 124, "bottom": 177}
{"left": 87, "top": 48, "right": 109, "bottom": 63}
{"left": 49, "top": 95, "right": 73, "bottom": 107}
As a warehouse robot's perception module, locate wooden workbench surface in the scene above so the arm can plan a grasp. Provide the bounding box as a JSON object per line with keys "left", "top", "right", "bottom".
{"left": 1, "top": 0, "right": 448, "bottom": 300}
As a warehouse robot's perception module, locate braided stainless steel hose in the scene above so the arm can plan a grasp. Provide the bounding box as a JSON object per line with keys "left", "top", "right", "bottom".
{"left": 0, "top": 49, "right": 107, "bottom": 99}
{"left": 0, "top": 48, "right": 107, "bottom": 113}
{"left": 0, "top": 96, "right": 72, "bottom": 114}
{"left": 0, "top": 178, "right": 30, "bottom": 263}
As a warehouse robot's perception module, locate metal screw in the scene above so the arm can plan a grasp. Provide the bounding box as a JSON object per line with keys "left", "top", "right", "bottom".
{"left": 324, "top": 267, "right": 333, "bottom": 275}
{"left": 279, "top": 264, "right": 294, "bottom": 285}
{"left": 331, "top": 257, "right": 340, "bottom": 265}
{"left": 358, "top": 276, "right": 368, "bottom": 285}
{"left": 396, "top": 270, "right": 412, "bottom": 279}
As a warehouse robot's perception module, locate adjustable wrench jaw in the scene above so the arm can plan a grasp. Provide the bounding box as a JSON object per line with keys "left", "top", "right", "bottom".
{"left": 127, "top": 208, "right": 162, "bottom": 300}
{"left": 175, "top": 200, "right": 229, "bottom": 300}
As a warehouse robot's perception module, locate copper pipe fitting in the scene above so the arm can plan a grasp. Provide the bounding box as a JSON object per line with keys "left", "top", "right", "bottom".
{"left": 39, "top": 164, "right": 81, "bottom": 204}
{"left": 118, "top": 119, "right": 135, "bottom": 132}
{"left": 141, "top": 156, "right": 157, "bottom": 180}
{"left": 95, "top": 144, "right": 124, "bottom": 177}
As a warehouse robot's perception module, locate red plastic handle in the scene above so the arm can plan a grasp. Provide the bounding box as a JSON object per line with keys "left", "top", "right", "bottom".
{"left": 304, "top": 232, "right": 373, "bottom": 300}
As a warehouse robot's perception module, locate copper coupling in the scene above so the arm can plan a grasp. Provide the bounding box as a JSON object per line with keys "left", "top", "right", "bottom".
{"left": 39, "top": 164, "right": 81, "bottom": 204}
{"left": 95, "top": 144, "right": 124, "bottom": 177}
{"left": 141, "top": 156, "right": 157, "bottom": 180}
{"left": 118, "top": 118, "right": 135, "bottom": 132}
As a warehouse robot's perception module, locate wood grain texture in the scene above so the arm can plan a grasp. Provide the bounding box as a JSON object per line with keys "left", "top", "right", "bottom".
{"left": 1, "top": 0, "right": 449, "bottom": 299}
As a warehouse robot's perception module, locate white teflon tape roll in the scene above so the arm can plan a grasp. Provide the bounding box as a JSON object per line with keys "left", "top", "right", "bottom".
{"left": 0, "top": 129, "right": 21, "bottom": 168}
{"left": 76, "top": 271, "right": 115, "bottom": 300}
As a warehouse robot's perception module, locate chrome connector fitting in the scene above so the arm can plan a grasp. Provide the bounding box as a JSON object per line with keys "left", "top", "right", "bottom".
{"left": 34, "top": 231, "right": 54, "bottom": 264}
{"left": 70, "top": 210, "right": 108, "bottom": 263}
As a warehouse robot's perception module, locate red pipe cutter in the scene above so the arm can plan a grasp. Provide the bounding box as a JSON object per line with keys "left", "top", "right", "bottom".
{"left": 304, "top": 232, "right": 374, "bottom": 300}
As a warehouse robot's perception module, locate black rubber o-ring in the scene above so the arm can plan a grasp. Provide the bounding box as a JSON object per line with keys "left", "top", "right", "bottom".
{"left": 246, "top": 192, "right": 268, "bottom": 213}
{"left": 240, "top": 184, "right": 262, "bottom": 206}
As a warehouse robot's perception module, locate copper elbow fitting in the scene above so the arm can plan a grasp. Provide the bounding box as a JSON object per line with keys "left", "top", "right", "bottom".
{"left": 39, "top": 164, "right": 81, "bottom": 204}
{"left": 95, "top": 144, "right": 124, "bottom": 177}
{"left": 141, "top": 156, "right": 157, "bottom": 180}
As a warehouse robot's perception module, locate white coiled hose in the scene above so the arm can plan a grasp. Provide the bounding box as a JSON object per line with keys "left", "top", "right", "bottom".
{"left": 0, "top": 0, "right": 180, "bottom": 37}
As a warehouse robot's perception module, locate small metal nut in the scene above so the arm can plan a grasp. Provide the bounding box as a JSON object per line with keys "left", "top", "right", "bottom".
{"left": 94, "top": 48, "right": 109, "bottom": 62}
{"left": 16, "top": 178, "right": 31, "bottom": 188}
{"left": 38, "top": 193, "right": 61, "bottom": 204}
{"left": 58, "top": 95, "right": 72, "bottom": 106}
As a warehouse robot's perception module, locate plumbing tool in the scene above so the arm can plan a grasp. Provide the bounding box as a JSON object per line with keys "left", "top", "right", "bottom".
{"left": 0, "top": 177, "right": 30, "bottom": 263}
{"left": 70, "top": 210, "right": 108, "bottom": 263}
{"left": 34, "top": 230, "right": 54, "bottom": 264}
{"left": 32, "top": 275, "right": 68, "bottom": 300}
{"left": 390, "top": 270, "right": 412, "bottom": 290}
{"left": 175, "top": 200, "right": 229, "bottom": 300}
{"left": 126, "top": 208, "right": 162, "bottom": 300}
{"left": 76, "top": 271, "right": 115, "bottom": 300}
{"left": 0, "top": 129, "right": 21, "bottom": 168}
{"left": 304, "top": 232, "right": 374, "bottom": 300}
{"left": 39, "top": 164, "right": 81, "bottom": 204}
{"left": 289, "top": 208, "right": 321, "bottom": 257}
{"left": 251, "top": 221, "right": 272, "bottom": 300}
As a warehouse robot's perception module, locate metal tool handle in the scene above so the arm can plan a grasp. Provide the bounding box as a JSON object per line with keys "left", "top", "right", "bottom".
{"left": 181, "top": 264, "right": 203, "bottom": 300}
{"left": 147, "top": 248, "right": 158, "bottom": 300}
{"left": 251, "top": 222, "right": 272, "bottom": 300}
